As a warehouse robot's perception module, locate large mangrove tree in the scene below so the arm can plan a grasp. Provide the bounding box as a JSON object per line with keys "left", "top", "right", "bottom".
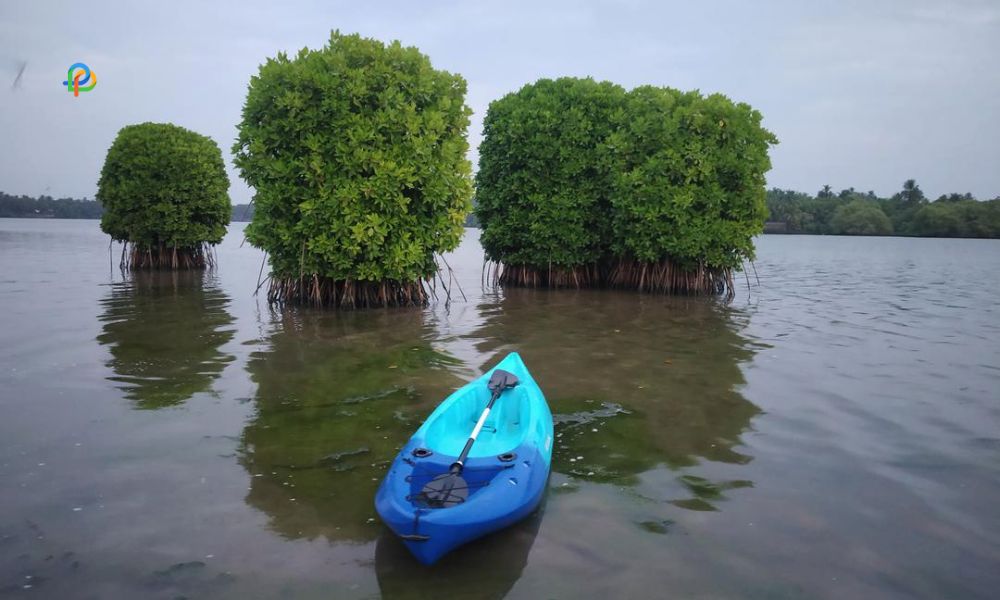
{"left": 476, "top": 78, "right": 777, "bottom": 296}
{"left": 98, "top": 122, "right": 231, "bottom": 269}
{"left": 233, "top": 31, "right": 473, "bottom": 308}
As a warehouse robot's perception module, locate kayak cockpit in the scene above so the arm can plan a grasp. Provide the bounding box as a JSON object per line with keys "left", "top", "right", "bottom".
{"left": 422, "top": 383, "right": 531, "bottom": 458}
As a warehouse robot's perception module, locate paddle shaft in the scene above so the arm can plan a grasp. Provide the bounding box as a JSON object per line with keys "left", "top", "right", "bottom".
{"left": 452, "top": 386, "right": 504, "bottom": 471}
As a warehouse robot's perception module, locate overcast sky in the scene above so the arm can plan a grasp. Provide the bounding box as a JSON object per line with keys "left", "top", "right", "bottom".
{"left": 2, "top": 0, "right": 998, "bottom": 203}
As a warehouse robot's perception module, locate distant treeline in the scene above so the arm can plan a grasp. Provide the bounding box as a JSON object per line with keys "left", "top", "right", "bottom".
{"left": 232, "top": 204, "right": 254, "bottom": 222}
{"left": 767, "top": 180, "right": 1000, "bottom": 238}
{"left": 0, "top": 191, "right": 104, "bottom": 219}
{"left": 1, "top": 192, "right": 258, "bottom": 224}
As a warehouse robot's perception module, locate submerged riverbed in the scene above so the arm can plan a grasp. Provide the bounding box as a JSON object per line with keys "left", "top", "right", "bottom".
{"left": 1, "top": 218, "right": 998, "bottom": 599}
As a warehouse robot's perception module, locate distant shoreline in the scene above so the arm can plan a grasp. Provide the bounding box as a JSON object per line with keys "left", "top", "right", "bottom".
{"left": 4, "top": 217, "right": 996, "bottom": 241}
{"left": 0, "top": 194, "right": 254, "bottom": 222}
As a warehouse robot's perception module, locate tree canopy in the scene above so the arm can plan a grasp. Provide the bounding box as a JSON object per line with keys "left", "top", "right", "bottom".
{"left": 233, "top": 31, "right": 472, "bottom": 307}
{"left": 829, "top": 200, "right": 893, "bottom": 235}
{"left": 98, "top": 122, "right": 231, "bottom": 268}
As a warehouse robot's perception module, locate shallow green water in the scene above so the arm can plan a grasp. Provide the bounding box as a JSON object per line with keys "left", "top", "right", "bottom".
{"left": 1, "top": 219, "right": 999, "bottom": 599}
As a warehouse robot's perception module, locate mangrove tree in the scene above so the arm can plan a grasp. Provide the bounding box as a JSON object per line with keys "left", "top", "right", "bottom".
{"left": 233, "top": 31, "right": 473, "bottom": 308}
{"left": 98, "top": 122, "right": 231, "bottom": 269}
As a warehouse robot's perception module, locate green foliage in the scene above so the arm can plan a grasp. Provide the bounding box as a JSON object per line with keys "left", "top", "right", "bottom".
{"left": 476, "top": 77, "right": 626, "bottom": 268}
{"left": 233, "top": 31, "right": 473, "bottom": 283}
{"left": 911, "top": 200, "right": 1000, "bottom": 238}
{"left": 935, "top": 192, "right": 974, "bottom": 203}
{"left": 609, "top": 87, "right": 776, "bottom": 269}
{"left": 476, "top": 78, "right": 776, "bottom": 278}
{"left": 829, "top": 200, "right": 893, "bottom": 235}
{"left": 766, "top": 180, "right": 1000, "bottom": 238}
{"left": 98, "top": 122, "right": 231, "bottom": 248}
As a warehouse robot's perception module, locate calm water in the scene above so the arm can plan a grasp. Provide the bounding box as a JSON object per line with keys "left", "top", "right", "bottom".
{"left": 1, "top": 218, "right": 998, "bottom": 599}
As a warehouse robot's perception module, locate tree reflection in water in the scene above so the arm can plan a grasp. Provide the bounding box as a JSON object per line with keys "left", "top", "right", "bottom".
{"left": 97, "top": 271, "right": 235, "bottom": 409}
{"left": 240, "top": 308, "right": 467, "bottom": 542}
{"left": 465, "top": 288, "right": 762, "bottom": 509}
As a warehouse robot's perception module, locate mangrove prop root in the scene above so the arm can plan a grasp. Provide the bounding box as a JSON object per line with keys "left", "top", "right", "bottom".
{"left": 266, "top": 276, "right": 431, "bottom": 309}
{"left": 118, "top": 242, "right": 214, "bottom": 270}
{"left": 492, "top": 263, "right": 601, "bottom": 289}
{"left": 607, "top": 259, "right": 732, "bottom": 297}
{"left": 487, "top": 259, "right": 736, "bottom": 297}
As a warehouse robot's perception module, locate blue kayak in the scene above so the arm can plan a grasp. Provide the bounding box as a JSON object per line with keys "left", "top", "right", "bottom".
{"left": 375, "top": 352, "right": 553, "bottom": 565}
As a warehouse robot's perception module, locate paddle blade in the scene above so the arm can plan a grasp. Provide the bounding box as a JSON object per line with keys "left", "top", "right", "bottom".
{"left": 488, "top": 369, "right": 519, "bottom": 392}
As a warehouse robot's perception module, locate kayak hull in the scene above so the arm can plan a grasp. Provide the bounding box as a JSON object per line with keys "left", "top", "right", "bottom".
{"left": 375, "top": 352, "right": 553, "bottom": 565}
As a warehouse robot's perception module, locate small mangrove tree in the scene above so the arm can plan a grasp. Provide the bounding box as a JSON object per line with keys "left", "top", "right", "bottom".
{"left": 476, "top": 77, "right": 626, "bottom": 287}
{"left": 233, "top": 31, "right": 473, "bottom": 308}
{"left": 98, "top": 122, "right": 231, "bottom": 269}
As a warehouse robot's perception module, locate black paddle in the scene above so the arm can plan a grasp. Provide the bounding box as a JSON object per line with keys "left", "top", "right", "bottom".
{"left": 416, "top": 369, "right": 519, "bottom": 508}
